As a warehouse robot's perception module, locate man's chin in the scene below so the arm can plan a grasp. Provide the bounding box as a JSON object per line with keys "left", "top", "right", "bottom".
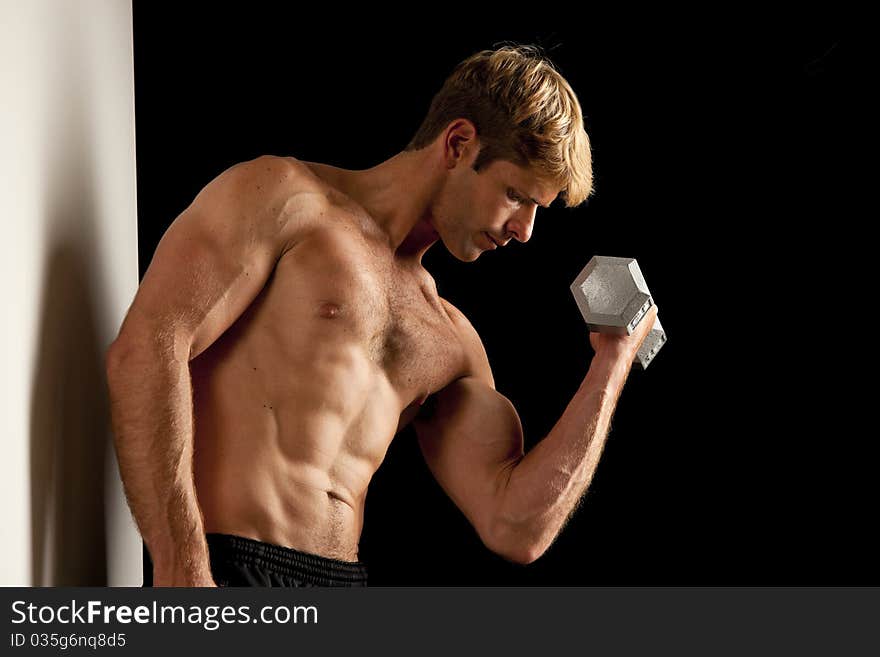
{"left": 454, "top": 248, "right": 482, "bottom": 263}
{"left": 442, "top": 239, "right": 482, "bottom": 262}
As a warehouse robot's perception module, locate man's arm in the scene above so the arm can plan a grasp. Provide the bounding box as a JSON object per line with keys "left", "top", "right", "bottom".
{"left": 105, "top": 155, "right": 305, "bottom": 586}
{"left": 413, "top": 300, "right": 657, "bottom": 565}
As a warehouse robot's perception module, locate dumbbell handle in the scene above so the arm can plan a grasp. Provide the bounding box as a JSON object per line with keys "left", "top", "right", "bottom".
{"left": 633, "top": 311, "right": 665, "bottom": 370}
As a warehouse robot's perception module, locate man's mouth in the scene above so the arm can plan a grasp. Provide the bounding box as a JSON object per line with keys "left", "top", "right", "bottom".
{"left": 483, "top": 232, "right": 498, "bottom": 249}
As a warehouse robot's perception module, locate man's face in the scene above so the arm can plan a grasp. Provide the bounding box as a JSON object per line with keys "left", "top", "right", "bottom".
{"left": 432, "top": 150, "right": 559, "bottom": 262}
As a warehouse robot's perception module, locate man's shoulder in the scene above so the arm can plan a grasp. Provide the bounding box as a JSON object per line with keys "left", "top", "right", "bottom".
{"left": 227, "top": 155, "right": 337, "bottom": 228}
{"left": 438, "top": 297, "right": 494, "bottom": 386}
{"left": 438, "top": 296, "right": 470, "bottom": 331}
{"left": 253, "top": 156, "right": 375, "bottom": 229}
{"left": 242, "top": 154, "right": 327, "bottom": 197}
{"left": 206, "top": 155, "right": 324, "bottom": 211}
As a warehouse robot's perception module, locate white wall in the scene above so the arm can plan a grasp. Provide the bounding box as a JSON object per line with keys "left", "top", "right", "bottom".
{"left": 0, "top": 0, "right": 141, "bottom": 585}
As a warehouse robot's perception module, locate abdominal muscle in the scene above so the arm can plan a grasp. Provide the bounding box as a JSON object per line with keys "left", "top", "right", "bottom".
{"left": 190, "top": 306, "right": 405, "bottom": 563}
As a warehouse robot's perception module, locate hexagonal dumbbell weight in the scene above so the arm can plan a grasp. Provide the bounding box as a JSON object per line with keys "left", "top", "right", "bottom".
{"left": 570, "top": 255, "right": 666, "bottom": 369}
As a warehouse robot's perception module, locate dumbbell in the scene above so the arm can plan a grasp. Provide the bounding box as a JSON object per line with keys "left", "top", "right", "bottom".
{"left": 570, "top": 255, "right": 666, "bottom": 369}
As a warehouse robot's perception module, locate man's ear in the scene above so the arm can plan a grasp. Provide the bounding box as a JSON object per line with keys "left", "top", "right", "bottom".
{"left": 443, "top": 119, "right": 478, "bottom": 169}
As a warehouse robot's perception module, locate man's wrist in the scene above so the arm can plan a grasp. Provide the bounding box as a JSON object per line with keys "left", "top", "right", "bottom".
{"left": 149, "top": 539, "right": 213, "bottom": 585}
{"left": 585, "top": 348, "right": 632, "bottom": 391}
{"left": 153, "top": 560, "right": 215, "bottom": 587}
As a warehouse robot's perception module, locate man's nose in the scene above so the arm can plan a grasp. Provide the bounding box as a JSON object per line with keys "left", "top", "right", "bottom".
{"left": 505, "top": 207, "right": 536, "bottom": 243}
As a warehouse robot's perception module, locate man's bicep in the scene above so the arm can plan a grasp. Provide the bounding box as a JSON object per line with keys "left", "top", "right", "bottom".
{"left": 413, "top": 376, "right": 525, "bottom": 543}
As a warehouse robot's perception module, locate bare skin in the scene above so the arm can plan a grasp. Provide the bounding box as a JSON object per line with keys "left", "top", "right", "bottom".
{"left": 189, "top": 159, "right": 471, "bottom": 563}
{"left": 106, "top": 119, "right": 656, "bottom": 586}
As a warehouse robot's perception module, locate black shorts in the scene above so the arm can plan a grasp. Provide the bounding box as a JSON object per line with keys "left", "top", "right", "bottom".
{"left": 143, "top": 533, "right": 368, "bottom": 587}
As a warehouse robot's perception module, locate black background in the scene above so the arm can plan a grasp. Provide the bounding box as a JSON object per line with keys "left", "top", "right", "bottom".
{"left": 132, "top": 5, "right": 871, "bottom": 584}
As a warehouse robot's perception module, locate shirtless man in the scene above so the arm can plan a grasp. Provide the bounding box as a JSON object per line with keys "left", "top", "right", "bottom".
{"left": 105, "top": 45, "right": 657, "bottom": 587}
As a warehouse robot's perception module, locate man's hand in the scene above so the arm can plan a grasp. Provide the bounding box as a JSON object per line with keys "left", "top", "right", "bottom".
{"left": 589, "top": 305, "right": 659, "bottom": 364}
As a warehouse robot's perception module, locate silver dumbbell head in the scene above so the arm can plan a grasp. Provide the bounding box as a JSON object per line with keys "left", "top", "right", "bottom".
{"left": 570, "top": 255, "right": 651, "bottom": 335}
{"left": 571, "top": 255, "right": 666, "bottom": 369}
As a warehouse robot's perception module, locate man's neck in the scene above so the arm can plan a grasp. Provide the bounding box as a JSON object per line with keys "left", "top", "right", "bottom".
{"left": 306, "top": 148, "right": 444, "bottom": 264}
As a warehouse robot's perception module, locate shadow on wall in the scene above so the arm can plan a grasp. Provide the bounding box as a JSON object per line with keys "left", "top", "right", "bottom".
{"left": 30, "top": 244, "right": 109, "bottom": 586}
{"left": 28, "top": 4, "right": 111, "bottom": 585}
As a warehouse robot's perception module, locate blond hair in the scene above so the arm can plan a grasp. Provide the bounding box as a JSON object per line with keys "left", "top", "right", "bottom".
{"left": 406, "top": 44, "right": 593, "bottom": 207}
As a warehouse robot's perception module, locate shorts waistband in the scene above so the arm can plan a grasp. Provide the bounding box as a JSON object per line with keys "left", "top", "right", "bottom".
{"left": 206, "top": 533, "right": 368, "bottom": 586}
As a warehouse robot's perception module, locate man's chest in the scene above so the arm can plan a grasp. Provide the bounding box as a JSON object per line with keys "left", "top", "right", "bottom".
{"left": 267, "top": 226, "right": 469, "bottom": 399}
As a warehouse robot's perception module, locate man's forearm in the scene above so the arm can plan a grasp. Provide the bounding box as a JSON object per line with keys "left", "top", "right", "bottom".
{"left": 106, "top": 342, "right": 212, "bottom": 585}
{"left": 495, "top": 352, "right": 632, "bottom": 561}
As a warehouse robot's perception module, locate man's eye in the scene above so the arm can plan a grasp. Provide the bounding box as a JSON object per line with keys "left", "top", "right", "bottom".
{"left": 507, "top": 189, "right": 522, "bottom": 204}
